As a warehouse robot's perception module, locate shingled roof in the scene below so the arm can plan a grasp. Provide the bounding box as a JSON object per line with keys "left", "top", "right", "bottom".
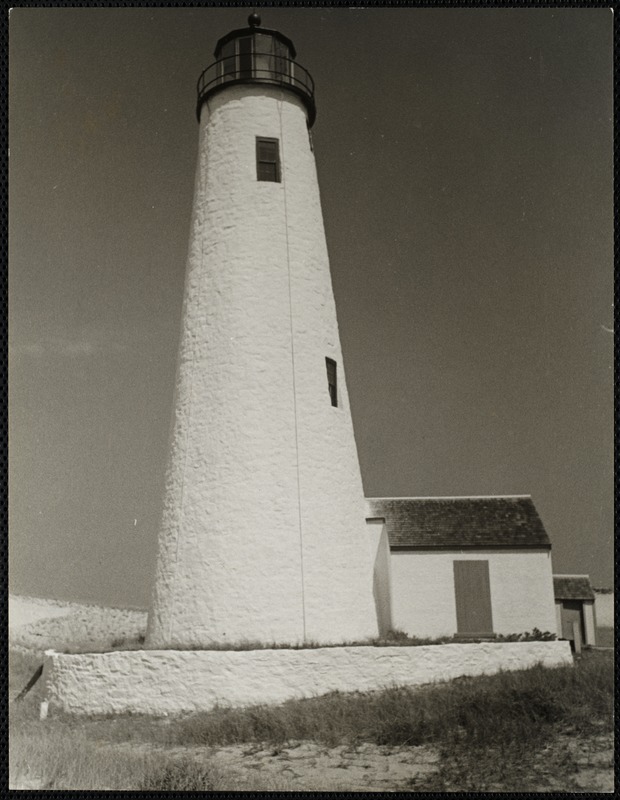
{"left": 365, "top": 496, "right": 551, "bottom": 549}
{"left": 553, "top": 575, "right": 595, "bottom": 601}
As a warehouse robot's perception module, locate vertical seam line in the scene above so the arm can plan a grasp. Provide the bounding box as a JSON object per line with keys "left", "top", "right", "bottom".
{"left": 279, "top": 98, "right": 307, "bottom": 642}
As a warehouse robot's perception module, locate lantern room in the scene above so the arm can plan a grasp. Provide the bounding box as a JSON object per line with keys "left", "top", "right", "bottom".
{"left": 196, "top": 14, "right": 316, "bottom": 126}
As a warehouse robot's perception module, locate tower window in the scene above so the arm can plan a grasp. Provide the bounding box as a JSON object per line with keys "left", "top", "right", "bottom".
{"left": 326, "top": 358, "right": 338, "bottom": 407}
{"left": 256, "top": 137, "right": 280, "bottom": 182}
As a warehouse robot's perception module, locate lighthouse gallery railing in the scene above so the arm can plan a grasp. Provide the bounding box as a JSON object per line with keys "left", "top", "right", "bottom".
{"left": 196, "top": 53, "right": 316, "bottom": 123}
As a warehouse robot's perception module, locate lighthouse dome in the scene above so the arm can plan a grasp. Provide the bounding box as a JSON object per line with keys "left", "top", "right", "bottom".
{"left": 197, "top": 15, "right": 316, "bottom": 126}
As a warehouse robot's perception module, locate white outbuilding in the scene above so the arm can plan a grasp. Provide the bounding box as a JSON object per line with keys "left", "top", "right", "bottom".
{"left": 366, "top": 495, "right": 558, "bottom": 639}
{"left": 553, "top": 574, "right": 597, "bottom": 647}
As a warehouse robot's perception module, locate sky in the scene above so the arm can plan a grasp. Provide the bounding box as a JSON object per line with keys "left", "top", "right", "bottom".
{"left": 9, "top": 7, "right": 613, "bottom": 607}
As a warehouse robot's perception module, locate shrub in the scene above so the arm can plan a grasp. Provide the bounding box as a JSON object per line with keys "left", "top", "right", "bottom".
{"left": 138, "top": 757, "right": 227, "bottom": 791}
{"left": 496, "top": 629, "right": 557, "bottom": 642}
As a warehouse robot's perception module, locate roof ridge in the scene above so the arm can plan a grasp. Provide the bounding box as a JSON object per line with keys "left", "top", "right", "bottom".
{"left": 366, "top": 495, "right": 532, "bottom": 501}
{"left": 553, "top": 573, "right": 591, "bottom": 578}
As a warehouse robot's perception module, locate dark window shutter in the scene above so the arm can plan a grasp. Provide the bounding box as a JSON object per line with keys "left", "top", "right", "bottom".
{"left": 257, "top": 162, "right": 277, "bottom": 181}
{"left": 257, "top": 140, "right": 276, "bottom": 161}
{"left": 326, "top": 358, "right": 337, "bottom": 407}
{"left": 256, "top": 137, "right": 280, "bottom": 182}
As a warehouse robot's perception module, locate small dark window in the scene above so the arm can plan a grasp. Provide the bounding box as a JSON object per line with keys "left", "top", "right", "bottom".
{"left": 326, "top": 358, "right": 337, "bottom": 407}
{"left": 256, "top": 137, "right": 280, "bottom": 182}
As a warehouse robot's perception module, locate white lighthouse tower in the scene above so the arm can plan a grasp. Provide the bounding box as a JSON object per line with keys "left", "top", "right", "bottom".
{"left": 147, "top": 15, "right": 378, "bottom": 647}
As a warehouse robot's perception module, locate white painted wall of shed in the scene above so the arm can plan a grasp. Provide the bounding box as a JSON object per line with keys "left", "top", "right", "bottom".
{"left": 594, "top": 591, "right": 614, "bottom": 627}
{"left": 43, "top": 640, "right": 573, "bottom": 717}
{"left": 583, "top": 600, "right": 596, "bottom": 645}
{"left": 390, "top": 549, "right": 557, "bottom": 638}
{"left": 555, "top": 601, "right": 563, "bottom": 639}
{"left": 365, "top": 521, "right": 393, "bottom": 635}
{"left": 147, "top": 85, "right": 377, "bottom": 647}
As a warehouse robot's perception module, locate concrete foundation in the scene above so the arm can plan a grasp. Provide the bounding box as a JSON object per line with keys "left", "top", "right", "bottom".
{"left": 43, "top": 640, "right": 573, "bottom": 717}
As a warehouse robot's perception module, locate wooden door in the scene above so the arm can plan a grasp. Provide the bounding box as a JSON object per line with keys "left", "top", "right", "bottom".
{"left": 453, "top": 560, "right": 494, "bottom": 635}
{"left": 560, "top": 600, "right": 584, "bottom": 641}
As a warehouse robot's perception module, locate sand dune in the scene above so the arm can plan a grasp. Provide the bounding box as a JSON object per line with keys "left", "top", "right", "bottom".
{"left": 9, "top": 594, "right": 148, "bottom": 653}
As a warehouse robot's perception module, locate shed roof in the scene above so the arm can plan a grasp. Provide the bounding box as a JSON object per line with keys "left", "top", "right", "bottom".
{"left": 553, "top": 575, "right": 595, "bottom": 601}
{"left": 366, "top": 496, "right": 551, "bottom": 549}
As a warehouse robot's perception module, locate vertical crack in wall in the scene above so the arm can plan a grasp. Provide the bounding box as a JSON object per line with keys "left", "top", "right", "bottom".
{"left": 279, "top": 97, "right": 307, "bottom": 642}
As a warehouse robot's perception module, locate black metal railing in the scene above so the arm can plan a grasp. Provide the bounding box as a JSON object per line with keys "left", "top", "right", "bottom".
{"left": 196, "top": 53, "right": 316, "bottom": 125}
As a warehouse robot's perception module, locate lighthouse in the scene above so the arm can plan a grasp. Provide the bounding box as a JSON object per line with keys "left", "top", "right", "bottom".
{"left": 147, "top": 15, "right": 378, "bottom": 647}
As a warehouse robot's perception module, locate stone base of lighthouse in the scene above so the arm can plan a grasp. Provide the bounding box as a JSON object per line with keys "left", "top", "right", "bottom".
{"left": 41, "top": 641, "right": 573, "bottom": 717}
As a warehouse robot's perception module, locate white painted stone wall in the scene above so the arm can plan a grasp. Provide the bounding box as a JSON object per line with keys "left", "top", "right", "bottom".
{"left": 390, "top": 549, "right": 557, "bottom": 638}
{"left": 43, "top": 641, "right": 573, "bottom": 717}
{"left": 148, "top": 84, "right": 377, "bottom": 647}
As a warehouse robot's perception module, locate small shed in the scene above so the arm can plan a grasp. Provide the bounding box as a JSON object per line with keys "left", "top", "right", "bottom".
{"left": 553, "top": 575, "right": 596, "bottom": 647}
{"left": 366, "top": 496, "right": 557, "bottom": 639}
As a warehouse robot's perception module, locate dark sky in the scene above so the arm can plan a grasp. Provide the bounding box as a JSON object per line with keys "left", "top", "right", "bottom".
{"left": 9, "top": 8, "right": 613, "bottom": 607}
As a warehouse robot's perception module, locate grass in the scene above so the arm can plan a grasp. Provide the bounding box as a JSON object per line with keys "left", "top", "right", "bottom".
{"left": 595, "top": 626, "right": 614, "bottom": 648}
{"left": 9, "top": 723, "right": 295, "bottom": 791}
{"left": 54, "top": 626, "right": 557, "bottom": 654}
{"left": 9, "top": 648, "right": 613, "bottom": 791}
{"left": 54, "top": 630, "right": 450, "bottom": 654}
{"left": 161, "top": 649, "right": 611, "bottom": 750}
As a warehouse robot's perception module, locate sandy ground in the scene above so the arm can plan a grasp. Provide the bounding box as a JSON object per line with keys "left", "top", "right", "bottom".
{"left": 9, "top": 596, "right": 74, "bottom": 628}
{"left": 10, "top": 732, "right": 614, "bottom": 792}
{"left": 9, "top": 595, "right": 148, "bottom": 652}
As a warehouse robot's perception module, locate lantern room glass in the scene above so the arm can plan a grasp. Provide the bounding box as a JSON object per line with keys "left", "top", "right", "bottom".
{"left": 214, "top": 32, "right": 293, "bottom": 84}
